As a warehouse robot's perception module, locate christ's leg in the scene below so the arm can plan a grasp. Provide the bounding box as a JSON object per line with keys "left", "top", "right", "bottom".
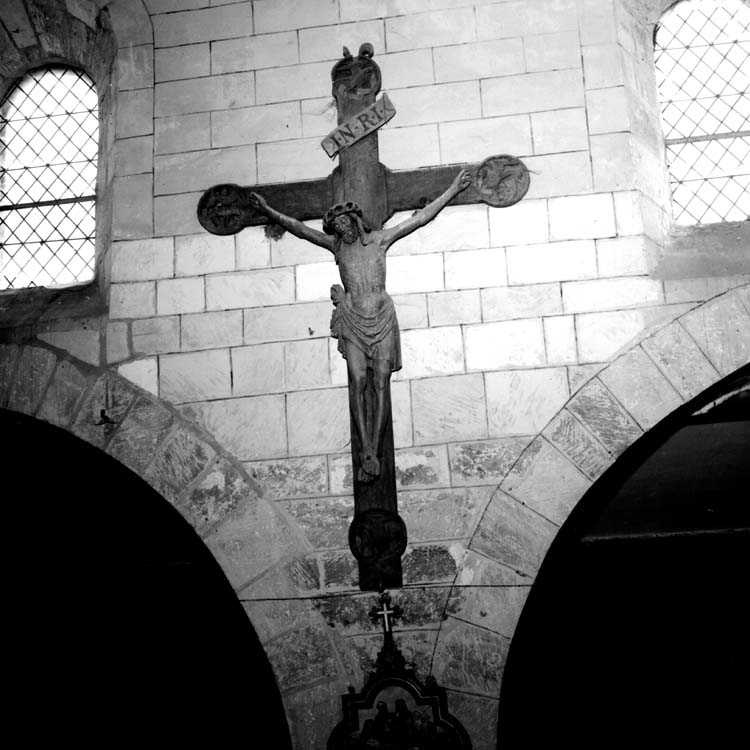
{"left": 345, "top": 344, "right": 379, "bottom": 480}
{"left": 372, "top": 358, "right": 392, "bottom": 464}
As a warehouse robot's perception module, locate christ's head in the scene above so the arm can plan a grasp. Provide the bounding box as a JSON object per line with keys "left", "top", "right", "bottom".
{"left": 323, "top": 201, "right": 371, "bottom": 246}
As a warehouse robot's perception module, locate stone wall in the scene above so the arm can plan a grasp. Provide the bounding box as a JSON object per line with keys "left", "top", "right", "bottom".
{"left": 1, "top": 1, "right": 749, "bottom": 748}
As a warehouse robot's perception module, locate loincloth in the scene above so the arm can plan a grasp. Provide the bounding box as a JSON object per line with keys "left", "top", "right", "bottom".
{"left": 330, "top": 292, "right": 401, "bottom": 372}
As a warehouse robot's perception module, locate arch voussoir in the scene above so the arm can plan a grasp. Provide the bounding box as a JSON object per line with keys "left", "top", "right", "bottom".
{"left": 440, "top": 284, "right": 750, "bottom": 704}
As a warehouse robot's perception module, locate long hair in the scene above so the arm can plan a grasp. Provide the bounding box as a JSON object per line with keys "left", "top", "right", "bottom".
{"left": 324, "top": 202, "right": 371, "bottom": 261}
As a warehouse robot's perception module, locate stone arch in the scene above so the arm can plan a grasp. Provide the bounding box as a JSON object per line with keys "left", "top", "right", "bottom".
{"left": 0, "top": 338, "right": 354, "bottom": 747}
{"left": 430, "top": 284, "right": 750, "bottom": 722}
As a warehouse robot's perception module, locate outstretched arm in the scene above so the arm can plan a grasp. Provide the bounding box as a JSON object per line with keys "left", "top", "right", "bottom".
{"left": 249, "top": 192, "right": 334, "bottom": 252}
{"left": 380, "top": 169, "right": 471, "bottom": 250}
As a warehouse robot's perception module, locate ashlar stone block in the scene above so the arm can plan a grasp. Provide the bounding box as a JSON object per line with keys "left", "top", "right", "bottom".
{"left": 470, "top": 489, "right": 557, "bottom": 576}
{"left": 596, "top": 236, "right": 651, "bottom": 277}
{"left": 567, "top": 377, "right": 642, "bottom": 455}
{"left": 231, "top": 342, "right": 285, "bottom": 396}
{"left": 254, "top": 0, "right": 339, "bottom": 33}
{"left": 444, "top": 247, "right": 507, "bottom": 290}
{"left": 454, "top": 551, "right": 531, "bottom": 638}
{"left": 109, "top": 282, "right": 156, "bottom": 320}
{"left": 428, "top": 290, "right": 481, "bottom": 327}
{"left": 287, "top": 387, "right": 350, "bottom": 456}
{"left": 132, "top": 316, "right": 180, "bottom": 355}
{"left": 237, "top": 227, "right": 271, "bottom": 270}
{"left": 387, "top": 81, "right": 481, "bottom": 129}
{"left": 531, "top": 108, "right": 589, "bottom": 155}
{"left": 433, "top": 38, "right": 525, "bottom": 83}
{"left": 562, "top": 277, "right": 663, "bottom": 313}
{"left": 299, "top": 19, "right": 385, "bottom": 64}
{"left": 183, "top": 394, "right": 287, "bottom": 460}
{"left": 548, "top": 193, "right": 617, "bottom": 241}
{"left": 36, "top": 329, "right": 100, "bottom": 366}
{"left": 118, "top": 358, "right": 158, "bottom": 396}
{"left": 488, "top": 199, "right": 549, "bottom": 248}
{"left": 448, "top": 437, "right": 530, "bottom": 487}
{"left": 524, "top": 29, "right": 581, "bottom": 73}
{"left": 112, "top": 174, "right": 153, "bottom": 240}
{"left": 152, "top": 3, "right": 253, "bottom": 47}
{"left": 285, "top": 338, "right": 330, "bottom": 390}
{"left": 386, "top": 8, "right": 476, "bottom": 52}
{"left": 485, "top": 367, "right": 569, "bottom": 437}
{"left": 205, "top": 496, "right": 298, "bottom": 589}
{"left": 412, "top": 373, "right": 487, "bottom": 445}
{"left": 157, "top": 277, "right": 205, "bottom": 315}
{"left": 398, "top": 326, "right": 464, "bottom": 380}
{"left": 278, "top": 494, "right": 352, "bottom": 549}
{"left": 543, "top": 411, "right": 612, "bottom": 480}
{"left": 482, "top": 69, "right": 584, "bottom": 117}
{"left": 246, "top": 455, "right": 328, "bottom": 500}
{"left": 600, "top": 347, "right": 684, "bottom": 429}
{"left": 380, "top": 124, "right": 440, "bottom": 170}
{"left": 175, "top": 233, "right": 234, "bottom": 277}
{"left": 481, "top": 283, "right": 562, "bottom": 322}
{"left": 243, "top": 301, "right": 332, "bottom": 344}
{"left": 394, "top": 446, "right": 450, "bottom": 491}
{"left": 642, "top": 321, "right": 720, "bottom": 400}
{"left": 182, "top": 310, "right": 243, "bottom": 351}
{"left": 155, "top": 72, "right": 256, "bottom": 118}
{"left": 159, "top": 348, "right": 231, "bottom": 403}
{"left": 37, "top": 358, "right": 91, "bottom": 429}
{"left": 399, "top": 487, "right": 490, "bottom": 542}
{"left": 464, "top": 319, "right": 546, "bottom": 371}
{"left": 506, "top": 240, "right": 597, "bottom": 284}
{"left": 392, "top": 293, "right": 428, "bottom": 330}
{"left": 155, "top": 42, "right": 209, "bottom": 82}
{"left": 154, "top": 112, "right": 210, "bottom": 155}
{"left": 179, "top": 457, "right": 259, "bottom": 533}
{"left": 211, "top": 101, "right": 302, "bottom": 148}
{"left": 386, "top": 205, "right": 489, "bottom": 256}
{"left": 680, "top": 292, "right": 750, "bottom": 376}
{"left": 206, "top": 268, "right": 295, "bottom": 309}
{"left": 544, "top": 314, "right": 578, "bottom": 365}
{"left": 522, "top": 151, "right": 593, "bottom": 199}
{"left": 441, "top": 114, "right": 533, "bottom": 165}
{"left": 144, "top": 425, "right": 216, "bottom": 505}
{"left": 212, "top": 31, "right": 298, "bottom": 75}
{"left": 111, "top": 238, "right": 174, "bottom": 282}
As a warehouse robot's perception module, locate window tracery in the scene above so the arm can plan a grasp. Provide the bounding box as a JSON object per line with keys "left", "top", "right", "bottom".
{"left": 654, "top": 0, "right": 749, "bottom": 225}
{"left": 0, "top": 66, "right": 99, "bottom": 290}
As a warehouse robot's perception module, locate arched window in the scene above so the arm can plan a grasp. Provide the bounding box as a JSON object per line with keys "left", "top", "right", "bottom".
{"left": 654, "top": 0, "right": 749, "bottom": 226}
{"left": 0, "top": 66, "right": 98, "bottom": 290}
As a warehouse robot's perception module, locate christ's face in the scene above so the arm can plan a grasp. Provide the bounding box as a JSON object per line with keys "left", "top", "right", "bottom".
{"left": 333, "top": 213, "right": 358, "bottom": 244}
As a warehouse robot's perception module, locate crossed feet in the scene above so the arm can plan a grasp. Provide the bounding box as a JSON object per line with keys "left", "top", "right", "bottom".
{"left": 357, "top": 446, "right": 381, "bottom": 482}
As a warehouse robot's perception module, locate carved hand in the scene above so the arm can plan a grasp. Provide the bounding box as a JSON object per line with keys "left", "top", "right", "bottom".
{"left": 452, "top": 168, "right": 472, "bottom": 194}
{"left": 248, "top": 191, "right": 269, "bottom": 213}
{"left": 331, "top": 284, "right": 345, "bottom": 305}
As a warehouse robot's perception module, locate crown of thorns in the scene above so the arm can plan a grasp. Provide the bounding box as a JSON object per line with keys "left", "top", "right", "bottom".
{"left": 323, "top": 201, "right": 363, "bottom": 234}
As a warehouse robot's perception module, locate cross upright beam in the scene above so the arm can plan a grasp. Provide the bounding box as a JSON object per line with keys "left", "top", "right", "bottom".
{"left": 198, "top": 44, "right": 529, "bottom": 591}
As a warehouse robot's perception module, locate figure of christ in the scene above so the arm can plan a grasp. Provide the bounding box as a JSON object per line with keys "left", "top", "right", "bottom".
{"left": 249, "top": 168, "right": 471, "bottom": 481}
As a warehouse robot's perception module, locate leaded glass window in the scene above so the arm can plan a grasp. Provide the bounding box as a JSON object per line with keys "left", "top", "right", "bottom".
{"left": 654, "top": 0, "right": 749, "bottom": 225}
{"left": 0, "top": 66, "right": 98, "bottom": 290}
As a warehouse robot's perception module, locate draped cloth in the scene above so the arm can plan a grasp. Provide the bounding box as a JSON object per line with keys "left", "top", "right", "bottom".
{"left": 330, "top": 288, "right": 402, "bottom": 372}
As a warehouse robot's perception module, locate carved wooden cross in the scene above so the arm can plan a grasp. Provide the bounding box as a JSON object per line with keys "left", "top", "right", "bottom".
{"left": 197, "top": 44, "right": 529, "bottom": 592}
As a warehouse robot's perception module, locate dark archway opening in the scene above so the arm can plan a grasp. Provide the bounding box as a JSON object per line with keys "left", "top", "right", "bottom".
{"left": 498, "top": 368, "right": 750, "bottom": 748}
{"left": 3, "top": 409, "right": 292, "bottom": 747}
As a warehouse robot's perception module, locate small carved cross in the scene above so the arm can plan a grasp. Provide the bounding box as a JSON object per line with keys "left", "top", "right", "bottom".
{"left": 369, "top": 591, "right": 403, "bottom": 636}
{"left": 198, "top": 44, "right": 529, "bottom": 592}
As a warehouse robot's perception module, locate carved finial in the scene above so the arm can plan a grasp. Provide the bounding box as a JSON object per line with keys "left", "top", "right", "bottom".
{"left": 342, "top": 45, "right": 352, "bottom": 58}
{"left": 358, "top": 42, "right": 374, "bottom": 59}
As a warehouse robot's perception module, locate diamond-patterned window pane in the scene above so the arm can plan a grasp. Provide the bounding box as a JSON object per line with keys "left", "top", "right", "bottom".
{"left": 654, "top": 0, "right": 750, "bottom": 226}
{"left": 1, "top": 66, "right": 98, "bottom": 290}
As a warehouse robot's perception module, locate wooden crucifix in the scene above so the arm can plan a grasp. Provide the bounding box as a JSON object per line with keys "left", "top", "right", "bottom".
{"left": 197, "top": 44, "right": 529, "bottom": 591}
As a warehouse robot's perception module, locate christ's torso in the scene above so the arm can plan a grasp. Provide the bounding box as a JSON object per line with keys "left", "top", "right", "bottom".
{"left": 337, "top": 234, "right": 389, "bottom": 315}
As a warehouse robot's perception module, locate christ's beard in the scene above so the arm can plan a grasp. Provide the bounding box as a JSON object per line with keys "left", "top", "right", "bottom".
{"left": 341, "top": 229, "right": 358, "bottom": 244}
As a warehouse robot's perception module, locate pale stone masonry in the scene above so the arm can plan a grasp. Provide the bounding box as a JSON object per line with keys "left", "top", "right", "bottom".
{"left": 1, "top": 1, "right": 748, "bottom": 749}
